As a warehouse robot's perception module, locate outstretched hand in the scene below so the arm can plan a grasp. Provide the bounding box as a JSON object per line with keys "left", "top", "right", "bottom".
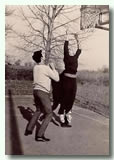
{"left": 65, "top": 28, "right": 69, "bottom": 41}
{"left": 65, "top": 28, "right": 69, "bottom": 35}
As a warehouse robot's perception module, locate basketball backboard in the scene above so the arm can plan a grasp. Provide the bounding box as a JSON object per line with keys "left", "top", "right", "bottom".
{"left": 80, "top": 5, "right": 109, "bottom": 31}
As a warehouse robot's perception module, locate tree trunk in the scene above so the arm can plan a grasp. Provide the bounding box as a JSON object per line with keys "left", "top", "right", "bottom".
{"left": 45, "top": 6, "right": 55, "bottom": 64}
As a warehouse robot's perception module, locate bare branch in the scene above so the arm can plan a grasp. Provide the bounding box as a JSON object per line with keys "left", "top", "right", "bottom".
{"left": 20, "top": 8, "right": 40, "bottom": 33}
{"left": 13, "top": 44, "right": 33, "bottom": 53}
{"left": 7, "top": 5, "right": 96, "bottom": 65}
{"left": 61, "top": 6, "right": 80, "bottom": 14}
{"left": 54, "top": 5, "right": 64, "bottom": 18}
{"left": 27, "top": 5, "right": 49, "bottom": 28}
{"left": 53, "top": 17, "right": 80, "bottom": 31}
{"left": 12, "top": 29, "right": 45, "bottom": 51}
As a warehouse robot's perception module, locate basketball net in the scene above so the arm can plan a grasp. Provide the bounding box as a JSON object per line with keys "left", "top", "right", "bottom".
{"left": 81, "top": 7, "right": 100, "bottom": 32}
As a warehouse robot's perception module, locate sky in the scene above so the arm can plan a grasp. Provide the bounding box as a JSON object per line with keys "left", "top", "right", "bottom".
{"left": 79, "top": 28, "right": 109, "bottom": 70}
{"left": 5, "top": 5, "right": 109, "bottom": 71}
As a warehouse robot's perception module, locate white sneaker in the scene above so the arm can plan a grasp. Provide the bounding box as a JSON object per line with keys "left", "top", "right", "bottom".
{"left": 66, "top": 112, "right": 72, "bottom": 124}
{"left": 59, "top": 114, "right": 65, "bottom": 123}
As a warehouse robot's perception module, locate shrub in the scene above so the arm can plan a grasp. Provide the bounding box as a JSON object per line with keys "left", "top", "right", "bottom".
{"left": 5, "top": 64, "right": 33, "bottom": 80}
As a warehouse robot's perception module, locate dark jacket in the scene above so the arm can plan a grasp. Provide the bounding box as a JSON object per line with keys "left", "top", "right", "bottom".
{"left": 64, "top": 40, "right": 81, "bottom": 74}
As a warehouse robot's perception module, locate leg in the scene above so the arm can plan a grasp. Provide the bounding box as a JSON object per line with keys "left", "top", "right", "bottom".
{"left": 26, "top": 107, "right": 41, "bottom": 132}
{"left": 51, "top": 78, "right": 62, "bottom": 111}
{"left": 52, "top": 101, "right": 60, "bottom": 111}
{"left": 25, "top": 90, "right": 41, "bottom": 135}
{"left": 59, "top": 76, "right": 76, "bottom": 126}
{"left": 58, "top": 104, "right": 65, "bottom": 124}
{"left": 64, "top": 79, "right": 77, "bottom": 126}
{"left": 36, "top": 90, "right": 53, "bottom": 138}
{"left": 65, "top": 110, "right": 72, "bottom": 125}
{"left": 65, "top": 79, "right": 77, "bottom": 114}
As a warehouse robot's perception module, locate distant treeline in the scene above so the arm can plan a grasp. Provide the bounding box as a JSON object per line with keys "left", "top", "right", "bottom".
{"left": 5, "top": 64, "right": 109, "bottom": 86}
{"left": 5, "top": 64, "right": 33, "bottom": 80}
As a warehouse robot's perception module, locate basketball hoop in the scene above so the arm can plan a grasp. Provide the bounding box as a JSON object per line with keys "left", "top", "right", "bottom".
{"left": 80, "top": 7, "right": 100, "bottom": 31}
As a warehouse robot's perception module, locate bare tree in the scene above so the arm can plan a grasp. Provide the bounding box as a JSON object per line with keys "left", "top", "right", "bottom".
{"left": 8, "top": 5, "right": 99, "bottom": 67}
{"left": 12, "top": 5, "right": 82, "bottom": 64}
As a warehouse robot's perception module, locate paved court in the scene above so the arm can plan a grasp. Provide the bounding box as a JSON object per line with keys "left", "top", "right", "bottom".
{"left": 5, "top": 94, "right": 109, "bottom": 155}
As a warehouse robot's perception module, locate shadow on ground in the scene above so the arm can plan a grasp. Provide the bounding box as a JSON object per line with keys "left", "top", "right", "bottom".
{"left": 17, "top": 105, "right": 61, "bottom": 139}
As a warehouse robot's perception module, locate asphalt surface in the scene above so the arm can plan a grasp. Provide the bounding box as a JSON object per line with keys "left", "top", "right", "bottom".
{"left": 5, "top": 95, "right": 109, "bottom": 155}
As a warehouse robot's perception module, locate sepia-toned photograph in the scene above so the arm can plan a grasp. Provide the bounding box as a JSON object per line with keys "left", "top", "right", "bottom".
{"left": 5, "top": 5, "right": 109, "bottom": 155}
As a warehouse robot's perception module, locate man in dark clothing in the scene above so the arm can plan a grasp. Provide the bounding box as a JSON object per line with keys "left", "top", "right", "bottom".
{"left": 52, "top": 33, "right": 81, "bottom": 127}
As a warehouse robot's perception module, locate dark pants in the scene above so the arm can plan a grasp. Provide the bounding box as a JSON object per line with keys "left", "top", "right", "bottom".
{"left": 58, "top": 76, "right": 77, "bottom": 114}
{"left": 52, "top": 80, "right": 61, "bottom": 111}
{"left": 52, "top": 73, "right": 63, "bottom": 111}
{"left": 27, "top": 90, "right": 53, "bottom": 137}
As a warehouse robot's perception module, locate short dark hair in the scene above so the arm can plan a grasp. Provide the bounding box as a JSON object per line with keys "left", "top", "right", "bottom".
{"left": 32, "top": 50, "right": 42, "bottom": 63}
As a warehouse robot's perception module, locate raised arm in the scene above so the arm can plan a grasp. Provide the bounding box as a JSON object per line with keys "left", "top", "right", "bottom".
{"left": 64, "top": 29, "right": 69, "bottom": 56}
{"left": 48, "top": 63, "right": 59, "bottom": 82}
{"left": 74, "top": 33, "right": 80, "bottom": 49}
{"left": 75, "top": 48, "right": 81, "bottom": 59}
{"left": 74, "top": 33, "right": 81, "bottom": 58}
{"left": 64, "top": 40, "right": 69, "bottom": 56}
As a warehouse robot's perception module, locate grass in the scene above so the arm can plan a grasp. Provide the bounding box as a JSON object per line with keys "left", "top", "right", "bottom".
{"left": 76, "top": 70, "right": 109, "bottom": 117}
{"left": 76, "top": 83, "right": 109, "bottom": 117}
{"left": 5, "top": 80, "right": 33, "bottom": 95}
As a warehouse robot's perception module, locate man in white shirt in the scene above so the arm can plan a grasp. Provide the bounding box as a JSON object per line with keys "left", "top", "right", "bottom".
{"left": 25, "top": 50, "right": 59, "bottom": 142}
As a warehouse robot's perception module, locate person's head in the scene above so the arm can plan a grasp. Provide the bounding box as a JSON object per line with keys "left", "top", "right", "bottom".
{"left": 32, "top": 50, "right": 43, "bottom": 63}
